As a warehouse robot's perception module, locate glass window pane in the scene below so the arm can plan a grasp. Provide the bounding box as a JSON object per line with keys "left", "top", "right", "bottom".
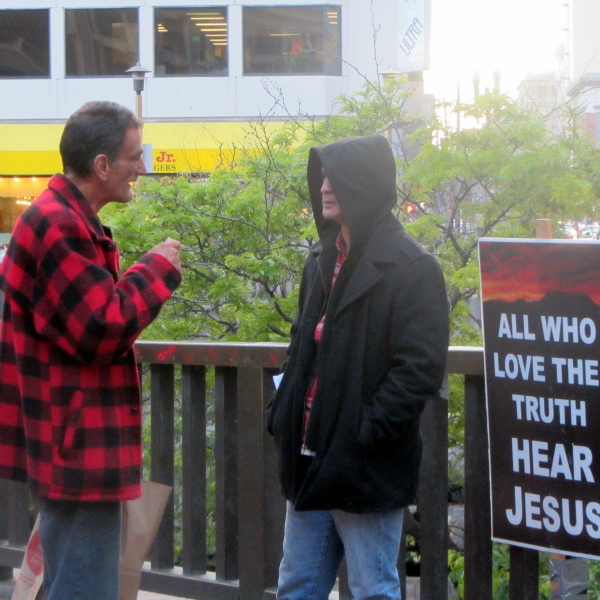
{"left": 243, "top": 5, "right": 341, "bottom": 75}
{"left": 66, "top": 8, "right": 138, "bottom": 76}
{"left": 155, "top": 7, "right": 228, "bottom": 76}
{"left": 0, "top": 9, "right": 50, "bottom": 77}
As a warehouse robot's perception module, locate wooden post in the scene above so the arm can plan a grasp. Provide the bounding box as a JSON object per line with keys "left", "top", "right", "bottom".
{"left": 237, "top": 366, "right": 266, "bottom": 600}
{"left": 419, "top": 382, "right": 449, "bottom": 600}
{"left": 508, "top": 221, "right": 554, "bottom": 598}
{"left": 534, "top": 219, "right": 588, "bottom": 600}
{"left": 150, "top": 363, "right": 175, "bottom": 570}
{"left": 535, "top": 218, "right": 553, "bottom": 240}
{"left": 464, "top": 375, "right": 492, "bottom": 600}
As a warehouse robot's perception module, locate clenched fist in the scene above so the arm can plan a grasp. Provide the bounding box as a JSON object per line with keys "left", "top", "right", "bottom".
{"left": 149, "top": 237, "right": 181, "bottom": 272}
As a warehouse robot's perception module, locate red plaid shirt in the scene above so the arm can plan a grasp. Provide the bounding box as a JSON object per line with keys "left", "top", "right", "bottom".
{"left": 301, "top": 233, "right": 347, "bottom": 455}
{"left": 0, "top": 175, "right": 181, "bottom": 501}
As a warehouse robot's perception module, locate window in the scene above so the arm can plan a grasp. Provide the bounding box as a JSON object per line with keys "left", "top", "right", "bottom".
{"left": 155, "top": 7, "right": 228, "bottom": 76}
{"left": 0, "top": 9, "right": 49, "bottom": 77}
{"left": 65, "top": 8, "right": 138, "bottom": 76}
{"left": 0, "top": 177, "right": 49, "bottom": 234}
{"left": 243, "top": 6, "right": 341, "bottom": 75}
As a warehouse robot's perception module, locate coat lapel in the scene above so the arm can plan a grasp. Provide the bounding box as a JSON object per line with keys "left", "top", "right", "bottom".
{"left": 334, "top": 261, "right": 382, "bottom": 316}
{"left": 334, "top": 220, "right": 404, "bottom": 316}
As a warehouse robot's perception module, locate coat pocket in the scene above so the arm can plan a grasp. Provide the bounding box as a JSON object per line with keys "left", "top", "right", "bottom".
{"left": 58, "top": 389, "right": 84, "bottom": 458}
{"left": 357, "top": 403, "right": 374, "bottom": 448}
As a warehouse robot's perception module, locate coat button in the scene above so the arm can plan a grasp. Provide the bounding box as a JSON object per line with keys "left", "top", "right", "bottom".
{"left": 131, "top": 407, "right": 139, "bottom": 415}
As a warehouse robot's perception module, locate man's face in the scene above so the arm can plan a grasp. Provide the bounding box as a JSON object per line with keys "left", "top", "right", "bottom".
{"left": 105, "top": 127, "right": 146, "bottom": 204}
{"left": 321, "top": 175, "right": 346, "bottom": 225}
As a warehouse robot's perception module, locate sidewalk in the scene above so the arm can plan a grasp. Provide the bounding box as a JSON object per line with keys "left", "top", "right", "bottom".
{"left": 0, "top": 573, "right": 424, "bottom": 599}
{"left": 0, "top": 575, "right": 187, "bottom": 600}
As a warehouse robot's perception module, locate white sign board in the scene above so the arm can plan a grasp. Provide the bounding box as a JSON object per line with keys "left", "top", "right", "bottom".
{"left": 398, "top": 0, "right": 430, "bottom": 73}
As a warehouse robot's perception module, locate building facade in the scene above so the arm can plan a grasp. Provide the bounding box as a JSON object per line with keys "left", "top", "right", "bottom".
{"left": 0, "top": 0, "right": 430, "bottom": 238}
{"left": 566, "top": 0, "right": 600, "bottom": 146}
{"left": 516, "top": 72, "right": 563, "bottom": 135}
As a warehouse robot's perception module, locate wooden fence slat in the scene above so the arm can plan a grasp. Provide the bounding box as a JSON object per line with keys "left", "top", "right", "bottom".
{"left": 419, "top": 379, "right": 450, "bottom": 600}
{"left": 464, "top": 374, "right": 492, "bottom": 600}
{"left": 237, "top": 366, "right": 265, "bottom": 600}
{"left": 509, "top": 546, "right": 539, "bottom": 600}
{"left": 150, "top": 362, "right": 175, "bottom": 570}
{"left": 262, "top": 368, "right": 286, "bottom": 591}
{"left": 215, "top": 366, "right": 239, "bottom": 581}
{"left": 7, "top": 481, "right": 30, "bottom": 546}
{"left": 182, "top": 365, "right": 207, "bottom": 575}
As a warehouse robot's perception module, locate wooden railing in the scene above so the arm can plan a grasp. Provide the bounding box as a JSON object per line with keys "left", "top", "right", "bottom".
{"left": 0, "top": 342, "right": 536, "bottom": 600}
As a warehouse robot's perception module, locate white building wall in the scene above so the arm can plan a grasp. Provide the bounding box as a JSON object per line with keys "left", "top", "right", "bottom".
{"left": 570, "top": 0, "right": 600, "bottom": 84}
{"left": 0, "top": 0, "right": 418, "bottom": 122}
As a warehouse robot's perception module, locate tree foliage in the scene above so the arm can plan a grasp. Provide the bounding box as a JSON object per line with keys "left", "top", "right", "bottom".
{"left": 106, "top": 124, "right": 312, "bottom": 340}
{"left": 401, "top": 95, "right": 600, "bottom": 344}
{"left": 102, "top": 78, "right": 600, "bottom": 346}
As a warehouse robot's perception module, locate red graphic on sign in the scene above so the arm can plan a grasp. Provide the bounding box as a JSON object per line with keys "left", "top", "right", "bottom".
{"left": 480, "top": 242, "right": 600, "bottom": 303}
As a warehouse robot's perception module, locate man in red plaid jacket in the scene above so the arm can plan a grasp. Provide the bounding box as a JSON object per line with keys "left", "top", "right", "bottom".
{"left": 0, "top": 101, "right": 182, "bottom": 600}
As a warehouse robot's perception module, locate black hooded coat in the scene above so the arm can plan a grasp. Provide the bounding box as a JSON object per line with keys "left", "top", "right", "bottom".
{"left": 267, "top": 135, "right": 450, "bottom": 513}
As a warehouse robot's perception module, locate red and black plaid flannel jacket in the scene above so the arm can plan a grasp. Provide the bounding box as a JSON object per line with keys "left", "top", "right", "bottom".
{"left": 0, "top": 174, "right": 181, "bottom": 501}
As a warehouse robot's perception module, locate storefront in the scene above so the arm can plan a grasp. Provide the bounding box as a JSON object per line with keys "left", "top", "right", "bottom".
{"left": 0, "top": 119, "right": 284, "bottom": 239}
{"left": 0, "top": 176, "right": 51, "bottom": 240}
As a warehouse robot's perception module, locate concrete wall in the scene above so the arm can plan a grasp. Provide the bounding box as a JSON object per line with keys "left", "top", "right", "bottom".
{"left": 0, "top": 0, "right": 412, "bottom": 122}
{"left": 570, "top": 0, "right": 600, "bottom": 84}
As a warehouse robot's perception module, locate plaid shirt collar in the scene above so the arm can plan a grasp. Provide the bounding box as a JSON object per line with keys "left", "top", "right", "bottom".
{"left": 335, "top": 231, "right": 348, "bottom": 256}
{"left": 48, "top": 174, "right": 113, "bottom": 242}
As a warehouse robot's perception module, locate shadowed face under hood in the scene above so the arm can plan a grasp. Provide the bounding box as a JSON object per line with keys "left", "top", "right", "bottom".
{"left": 307, "top": 135, "right": 398, "bottom": 250}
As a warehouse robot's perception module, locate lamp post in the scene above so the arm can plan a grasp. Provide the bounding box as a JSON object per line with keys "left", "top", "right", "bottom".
{"left": 126, "top": 62, "right": 151, "bottom": 124}
{"left": 126, "top": 62, "right": 152, "bottom": 171}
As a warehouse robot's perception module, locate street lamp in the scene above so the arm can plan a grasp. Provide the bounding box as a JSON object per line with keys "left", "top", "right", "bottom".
{"left": 125, "top": 62, "right": 151, "bottom": 123}
{"left": 126, "top": 62, "right": 152, "bottom": 171}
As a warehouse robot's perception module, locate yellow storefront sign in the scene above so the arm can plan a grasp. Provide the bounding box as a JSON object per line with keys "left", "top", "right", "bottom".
{"left": 0, "top": 151, "right": 62, "bottom": 176}
{"left": 0, "top": 121, "right": 286, "bottom": 177}
{"left": 0, "top": 123, "right": 64, "bottom": 176}
{"left": 151, "top": 147, "right": 239, "bottom": 173}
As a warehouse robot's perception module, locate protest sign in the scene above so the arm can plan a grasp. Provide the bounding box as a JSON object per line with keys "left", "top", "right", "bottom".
{"left": 479, "top": 238, "right": 600, "bottom": 558}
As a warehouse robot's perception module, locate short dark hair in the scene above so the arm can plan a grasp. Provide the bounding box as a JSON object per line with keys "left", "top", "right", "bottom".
{"left": 60, "top": 101, "right": 140, "bottom": 178}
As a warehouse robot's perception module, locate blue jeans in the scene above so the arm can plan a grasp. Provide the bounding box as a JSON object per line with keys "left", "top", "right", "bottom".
{"left": 36, "top": 497, "right": 121, "bottom": 600}
{"left": 277, "top": 501, "right": 404, "bottom": 600}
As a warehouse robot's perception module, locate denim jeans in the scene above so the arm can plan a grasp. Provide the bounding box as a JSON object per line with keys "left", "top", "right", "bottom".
{"left": 36, "top": 497, "right": 121, "bottom": 600}
{"left": 277, "top": 501, "right": 404, "bottom": 600}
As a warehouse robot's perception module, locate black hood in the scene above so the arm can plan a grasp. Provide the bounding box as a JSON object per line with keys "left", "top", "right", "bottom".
{"left": 307, "top": 135, "right": 398, "bottom": 251}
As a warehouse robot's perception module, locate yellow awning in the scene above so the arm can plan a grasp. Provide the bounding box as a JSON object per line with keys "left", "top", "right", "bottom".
{"left": 0, "top": 121, "right": 287, "bottom": 176}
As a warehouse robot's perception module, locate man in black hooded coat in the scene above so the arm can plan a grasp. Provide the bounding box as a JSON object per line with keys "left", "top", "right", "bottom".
{"left": 267, "top": 135, "right": 450, "bottom": 599}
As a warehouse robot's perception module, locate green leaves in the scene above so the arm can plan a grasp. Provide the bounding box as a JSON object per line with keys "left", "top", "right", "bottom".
{"left": 400, "top": 93, "right": 600, "bottom": 341}
{"left": 102, "top": 128, "right": 313, "bottom": 341}
{"left": 102, "top": 82, "right": 600, "bottom": 348}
